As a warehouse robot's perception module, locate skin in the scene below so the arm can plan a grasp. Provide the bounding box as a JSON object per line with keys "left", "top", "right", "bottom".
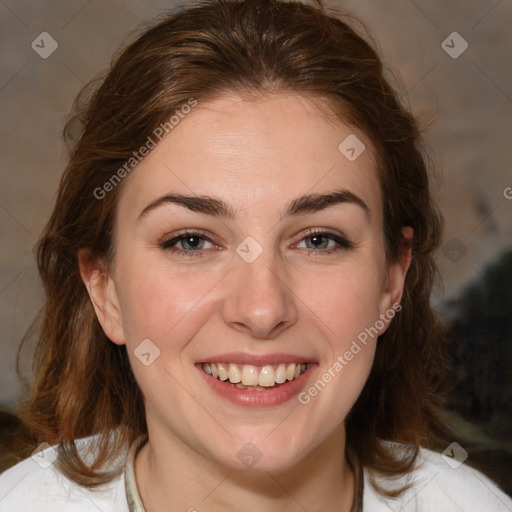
{"left": 80, "top": 92, "right": 412, "bottom": 512}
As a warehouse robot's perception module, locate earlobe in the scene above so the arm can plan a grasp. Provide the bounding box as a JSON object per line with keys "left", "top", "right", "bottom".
{"left": 78, "top": 249, "right": 126, "bottom": 346}
{"left": 379, "top": 227, "right": 413, "bottom": 315}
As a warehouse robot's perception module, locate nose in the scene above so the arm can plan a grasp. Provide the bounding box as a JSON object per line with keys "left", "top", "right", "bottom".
{"left": 221, "top": 253, "right": 298, "bottom": 340}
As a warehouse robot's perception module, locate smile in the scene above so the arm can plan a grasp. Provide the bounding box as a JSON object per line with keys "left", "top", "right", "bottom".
{"left": 203, "top": 362, "right": 308, "bottom": 389}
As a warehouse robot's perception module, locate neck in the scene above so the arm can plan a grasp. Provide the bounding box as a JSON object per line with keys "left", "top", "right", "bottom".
{"left": 134, "top": 423, "right": 355, "bottom": 512}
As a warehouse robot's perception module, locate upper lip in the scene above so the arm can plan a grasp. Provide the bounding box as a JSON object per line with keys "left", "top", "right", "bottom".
{"left": 196, "top": 352, "right": 317, "bottom": 366}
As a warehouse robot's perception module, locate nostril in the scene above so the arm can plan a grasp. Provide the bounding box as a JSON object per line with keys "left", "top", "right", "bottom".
{"left": 269, "top": 320, "right": 288, "bottom": 338}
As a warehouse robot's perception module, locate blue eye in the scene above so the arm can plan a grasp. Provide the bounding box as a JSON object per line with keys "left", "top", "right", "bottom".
{"left": 297, "top": 231, "right": 352, "bottom": 252}
{"left": 161, "top": 232, "right": 215, "bottom": 254}
{"left": 160, "top": 229, "right": 352, "bottom": 258}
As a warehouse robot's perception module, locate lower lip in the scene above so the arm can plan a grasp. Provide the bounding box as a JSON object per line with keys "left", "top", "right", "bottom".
{"left": 196, "top": 364, "right": 317, "bottom": 407}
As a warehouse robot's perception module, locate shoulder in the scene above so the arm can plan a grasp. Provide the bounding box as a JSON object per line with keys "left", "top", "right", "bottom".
{"left": 363, "top": 443, "right": 512, "bottom": 512}
{"left": 0, "top": 437, "right": 128, "bottom": 512}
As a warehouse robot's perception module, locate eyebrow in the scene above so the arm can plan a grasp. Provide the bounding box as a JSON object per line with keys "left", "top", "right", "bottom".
{"left": 137, "top": 189, "right": 369, "bottom": 221}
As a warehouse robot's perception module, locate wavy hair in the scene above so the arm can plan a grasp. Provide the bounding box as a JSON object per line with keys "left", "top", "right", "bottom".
{"left": 18, "top": 0, "right": 451, "bottom": 494}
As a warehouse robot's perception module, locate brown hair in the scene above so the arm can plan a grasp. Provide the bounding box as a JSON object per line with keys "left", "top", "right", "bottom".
{"left": 19, "top": 0, "right": 451, "bottom": 493}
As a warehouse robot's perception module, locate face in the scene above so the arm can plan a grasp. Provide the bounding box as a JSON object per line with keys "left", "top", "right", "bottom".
{"left": 82, "top": 92, "right": 410, "bottom": 472}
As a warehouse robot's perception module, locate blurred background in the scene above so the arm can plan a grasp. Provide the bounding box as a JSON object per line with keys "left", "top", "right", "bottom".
{"left": 0, "top": 0, "right": 511, "bottom": 495}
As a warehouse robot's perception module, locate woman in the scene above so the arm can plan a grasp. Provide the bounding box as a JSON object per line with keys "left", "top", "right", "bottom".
{"left": 0, "top": 0, "right": 510, "bottom": 510}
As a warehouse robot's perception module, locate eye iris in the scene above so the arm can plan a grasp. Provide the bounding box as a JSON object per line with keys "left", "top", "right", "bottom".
{"left": 307, "top": 235, "right": 329, "bottom": 249}
{"left": 181, "top": 236, "right": 203, "bottom": 250}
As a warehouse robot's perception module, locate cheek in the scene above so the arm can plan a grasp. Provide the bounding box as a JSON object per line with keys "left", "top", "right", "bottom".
{"left": 298, "top": 262, "right": 385, "bottom": 345}
{"left": 115, "top": 256, "right": 223, "bottom": 348}
{"left": 294, "top": 267, "right": 383, "bottom": 419}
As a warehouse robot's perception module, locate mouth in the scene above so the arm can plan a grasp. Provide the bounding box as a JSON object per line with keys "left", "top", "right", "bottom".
{"left": 196, "top": 355, "right": 316, "bottom": 407}
{"left": 202, "top": 362, "right": 308, "bottom": 390}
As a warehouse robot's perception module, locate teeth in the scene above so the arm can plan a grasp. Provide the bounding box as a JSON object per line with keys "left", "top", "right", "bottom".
{"left": 218, "top": 363, "right": 229, "bottom": 381}
{"left": 228, "top": 363, "right": 241, "bottom": 383}
{"left": 235, "top": 382, "right": 270, "bottom": 391}
{"left": 275, "top": 363, "right": 287, "bottom": 384}
{"left": 259, "top": 365, "right": 275, "bottom": 387}
{"left": 241, "top": 365, "right": 259, "bottom": 386}
{"left": 204, "top": 362, "right": 308, "bottom": 388}
{"left": 286, "top": 363, "right": 296, "bottom": 381}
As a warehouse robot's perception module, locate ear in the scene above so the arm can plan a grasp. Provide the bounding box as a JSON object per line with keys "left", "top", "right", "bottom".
{"left": 78, "top": 249, "right": 126, "bottom": 346}
{"left": 378, "top": 226, "right": 413, "bottom": 315}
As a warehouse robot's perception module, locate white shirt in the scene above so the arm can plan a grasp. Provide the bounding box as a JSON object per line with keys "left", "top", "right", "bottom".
{"left": 0, "top": 437, "right": 510, "bottom": 511}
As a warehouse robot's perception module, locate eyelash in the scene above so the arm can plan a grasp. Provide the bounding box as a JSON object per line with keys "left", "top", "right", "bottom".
{"left": 160, "top": 229, "right": 353, "bottom": 258}
{"left": 298, "top": 228, "right": 353, "bottom": 255}
{"left": 160, "top": 230, "right": 216, "bottom": 258}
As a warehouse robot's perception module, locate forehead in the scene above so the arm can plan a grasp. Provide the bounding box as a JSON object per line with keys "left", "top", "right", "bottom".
{"left": 117, "top": 92, "right": 382, "bottom": 221}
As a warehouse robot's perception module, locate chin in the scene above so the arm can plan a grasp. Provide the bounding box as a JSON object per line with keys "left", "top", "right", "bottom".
{"left": 201, "top": 429, "right": 317, "bottom": 474}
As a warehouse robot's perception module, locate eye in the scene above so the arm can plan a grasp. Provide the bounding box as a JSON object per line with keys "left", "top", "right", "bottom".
{"left": 160, "top": 231, "right": 216, "bottom": 255}
{"left": 296, "top": 230, "right": 352, "bottom": 253}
